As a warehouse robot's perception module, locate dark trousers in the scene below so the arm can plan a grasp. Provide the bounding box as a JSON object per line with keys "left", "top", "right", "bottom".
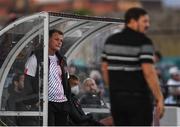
{"left": 48, "top": 101, "right": 68, "bottom": 126}
{"left": 110, "top": 92, "right": 153, "bottom": 126}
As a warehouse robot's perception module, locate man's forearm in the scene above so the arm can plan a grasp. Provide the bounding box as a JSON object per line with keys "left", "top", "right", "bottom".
{"left": 142, "top": 64, "right": 164, "bottom": 102}
{"left": 101, "top": 62, "right": 109, "bottom": 86}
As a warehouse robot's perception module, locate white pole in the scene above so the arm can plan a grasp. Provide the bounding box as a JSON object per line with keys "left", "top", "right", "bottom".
{"left": 43, "top": 12, "right": 49, "bottom": 126}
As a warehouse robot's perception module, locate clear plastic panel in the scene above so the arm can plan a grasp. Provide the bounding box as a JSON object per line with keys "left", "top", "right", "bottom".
{"left": 67, "top": 24, "right": 124, "bottom": 69}
{"left": 66, "top": 22, "right": 100, "bottom": 38}
{"left": 0, "top": 17, "right": 44, "bottom": 69}
{"left": 0, "top": 17, "right": 44, "bottom": 126}
{"left": 60, "top": 22, "right": 103, "bottom": 55}
{"left": 67, "top": 24, "right": 124, "bottom": 102}
{"left": 51, "top": 20, "right": 80, "bottom": 32}
{"left": 4, "top": 37, "right": 43, "bottom": 107}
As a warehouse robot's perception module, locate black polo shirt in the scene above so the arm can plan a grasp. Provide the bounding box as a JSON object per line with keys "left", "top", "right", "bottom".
{"left": 102, "top": 27, "right": 155, "bottom": 95}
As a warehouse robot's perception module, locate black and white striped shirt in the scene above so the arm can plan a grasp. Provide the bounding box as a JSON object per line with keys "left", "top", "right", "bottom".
{"left": 25, "top": 54, "right": 67, "bottom": 102}
{"left": 102, "top": 27, "right": 155, "bottom": 93}
{"left": 48, "top": 55, "right": 67, "bottom": 102}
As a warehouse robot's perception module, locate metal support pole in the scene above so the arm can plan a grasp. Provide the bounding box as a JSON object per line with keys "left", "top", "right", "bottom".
{"left": 43, "top": 12, "right": 49, "bottom": 126}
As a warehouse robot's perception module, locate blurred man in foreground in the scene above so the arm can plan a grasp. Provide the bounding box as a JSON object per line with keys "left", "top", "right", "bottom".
{"left": 101, "top": 7, "right": 164, "bottom": 126}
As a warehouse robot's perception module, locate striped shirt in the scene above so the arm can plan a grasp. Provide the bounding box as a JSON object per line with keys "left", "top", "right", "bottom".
{"left": 25, "top": 54, "right": 67, "bottom": 102}
{"left": 48, "top": 55, "right": 67, "bottom": 102}
{"left": 102, "top": 27, "right": 155, "bottom": 93}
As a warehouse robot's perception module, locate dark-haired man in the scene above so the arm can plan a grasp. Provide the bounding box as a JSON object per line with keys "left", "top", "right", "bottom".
{"left": 24, "top": 29, "right": 71, "bottom": 125}
{"left": 101, "top": 7, "right": 164, "bottom": 126}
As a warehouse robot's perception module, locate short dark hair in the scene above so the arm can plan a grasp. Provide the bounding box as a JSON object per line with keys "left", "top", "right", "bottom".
{"left": 69, "top": 74, "right": 79, "bottom": 81}
{"left": 49, "top": 29, "right": 63, "bottom": 38}
{"left": 8, "top": 73, "right": 23, "bottom": 92}
{"left": 125, "top": 7, "right": 147, "bottom": 24}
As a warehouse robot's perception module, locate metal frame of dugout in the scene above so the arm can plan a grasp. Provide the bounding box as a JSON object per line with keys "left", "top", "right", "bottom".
{"left": 0, "top": 12, "right": 123, "bottom": 126}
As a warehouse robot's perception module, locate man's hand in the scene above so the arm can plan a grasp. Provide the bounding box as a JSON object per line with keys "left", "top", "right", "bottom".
{"left": 156, "top": 99, "right": 165, "bottom": 119}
